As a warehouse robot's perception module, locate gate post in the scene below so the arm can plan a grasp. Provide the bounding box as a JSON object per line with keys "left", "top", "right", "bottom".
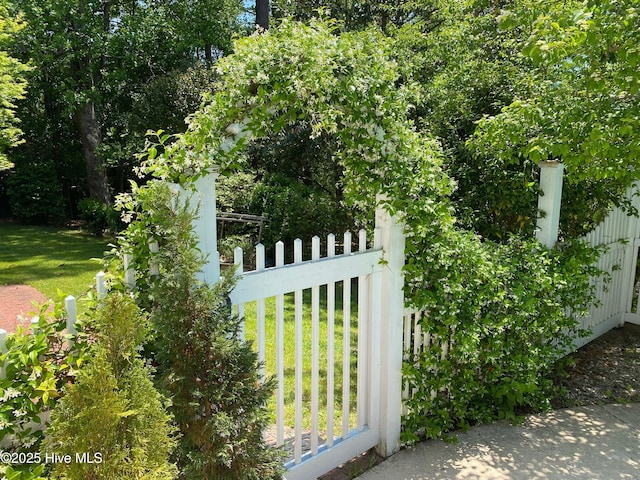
{"left": 536, "top": 160, "right": 564, "bottom": 248}
{"left": 374, "top": 201, "right": 405, "bottom": 457}
{"left": 192, "top": 169, "right": 221, "bottom": 284}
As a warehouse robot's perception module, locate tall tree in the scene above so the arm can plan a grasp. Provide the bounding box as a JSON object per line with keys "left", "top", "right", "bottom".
{"left": 470, "top": 0, "right": 640, "bottom": 237}
{"left": 0, "top": 1, "right": 30, "bottom": 171}
{"left": 10, "top": 0, "right": 242, "bottom": 208}
{"left": 256, "top": 0, "right": 269, "bottom": 29}
{"left": 270, "top": 0, "right": 441, "bottom": 33}
{"left": 170, "top": 0, "right": 243, "bottom": 61}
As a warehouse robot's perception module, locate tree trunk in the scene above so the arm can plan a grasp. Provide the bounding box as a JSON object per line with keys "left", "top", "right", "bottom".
{"left": 256, "top": 0, "right": 269, "bottom": 30}
{"left": 74, "top": 101, "right": 111, "bottom": 205}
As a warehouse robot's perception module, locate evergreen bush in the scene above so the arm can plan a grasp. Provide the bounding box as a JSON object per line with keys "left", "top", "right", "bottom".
{"left": 117, "top": 180, "right": 284, "bottom": 479}
{"left": 5, "top": 159, "right": 65, "bottom": 224}
{"left": 44, "top": 293, "right": 177, "bottom": 480}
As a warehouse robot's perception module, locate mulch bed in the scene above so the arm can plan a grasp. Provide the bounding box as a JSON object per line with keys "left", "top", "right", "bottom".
{"left": 554, "top": 322, "right": 640, "bottom": 407}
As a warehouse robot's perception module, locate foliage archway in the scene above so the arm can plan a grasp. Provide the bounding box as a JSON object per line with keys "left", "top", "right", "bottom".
{"left": 126, "top": 18, "right": 600, "bottom": 444}
{"left": 142, "top": 18, "right": 454, "bottom": 230}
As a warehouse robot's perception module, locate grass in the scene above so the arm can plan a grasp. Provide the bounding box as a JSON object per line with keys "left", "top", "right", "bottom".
{"left": 243, "top": 283, "right": 361, "bottom": 437}
{"left": 0, "top": 223, "right": 109, "bottom": 301}
{"left": 0, "top": 223, "right": 360, "bottom": 437}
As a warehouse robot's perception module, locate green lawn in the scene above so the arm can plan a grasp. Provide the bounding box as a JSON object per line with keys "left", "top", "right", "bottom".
{"left": 0, "top": 224, "right": 109, "bottom": 301}
{"left": 0, "top": 223, "right": 359, "bottom": 436}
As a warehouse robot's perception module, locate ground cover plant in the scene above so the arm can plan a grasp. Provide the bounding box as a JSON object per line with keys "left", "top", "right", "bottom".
{"left": 0, "top": 224, "right": 108, "bottom": 299}
{"left": 0, "top": 302, "right": 89, "bottom": 480}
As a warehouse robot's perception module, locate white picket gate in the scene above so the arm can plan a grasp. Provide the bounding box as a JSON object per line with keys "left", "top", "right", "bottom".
{"left": 181, "top": 175, "right": 406, "bottom": 478}
{"left": 230, "top": 231, "right": 383, "bottom": 479}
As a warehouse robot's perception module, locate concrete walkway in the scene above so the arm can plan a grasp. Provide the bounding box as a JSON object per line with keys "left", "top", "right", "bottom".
{"left": 359, "top": 403, "right": 640, "bottom": 480}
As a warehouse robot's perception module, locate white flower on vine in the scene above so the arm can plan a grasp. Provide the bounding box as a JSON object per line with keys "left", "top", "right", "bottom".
{"left": 2, "top": 388, "right": 21, "bottom": 401}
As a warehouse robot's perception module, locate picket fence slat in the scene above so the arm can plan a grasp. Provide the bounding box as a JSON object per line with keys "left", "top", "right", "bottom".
{"left": 65, "top": 296, "right": 77, "bottom": 337}
{"left": 275, "top": 241, "right": 285, "bottom": 447}
{"left": 96, "top": 271, "right": 107, "bottom": 299}
{"left": 356, "top": 230, "right": 368, "bottom": 431}
{"left": 124, "top": 253, "right": 135, "bottom": 290}
{"left": 233, "top": 247, "right": 245, "bottom": 342}
{"left": 326, "top": 234, "right": 336, "bottom": 448}
{"left": 341, "top": 231, "right": 352, "bottom": 440}
{"left": 256, "top": 244, "right": 266, "bottom": 380}
{"left": 0, "top": 329, "right": 7, "bottom": 379}
{"left": 294, "top": 238, "right": 303, "bottom": 465}
{"left": 311, "top": 236, "right": 321, "bottom": 455}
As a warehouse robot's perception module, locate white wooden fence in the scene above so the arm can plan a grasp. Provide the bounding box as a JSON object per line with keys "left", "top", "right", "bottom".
{"left": 230, "top": 231, "right": 384, "bottom": 479}
{"left": 0, "top": 273, "right": 107, "bottom": 450}
{"left": 573, "top": 183, "right": 640, "bottom": 347}
{"left": 4, "top": 168, "right": 640, "bottom": 479}
{"left": 227, "top": 198, "right": 406, "bottom": 479}
{"left": 0, "top": 272, "right": 108, "bottom": 375}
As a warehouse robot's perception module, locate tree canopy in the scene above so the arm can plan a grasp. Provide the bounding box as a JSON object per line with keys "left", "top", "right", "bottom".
{"left": 0, "top": 1, "right": 30, "bottom": 171}
{"left": 3, "top": 0, "right": 244, "bottom": 220}
{"left": 473, "top": 0, "right": 640, "bottom": 184}
{"left": 469, "top": 0, "right": 640, "bottom": 235}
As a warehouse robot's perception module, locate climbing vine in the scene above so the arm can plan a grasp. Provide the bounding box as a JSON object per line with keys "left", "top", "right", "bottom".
{"left": 132, "top": 18, "right": 602, "bottom": 443}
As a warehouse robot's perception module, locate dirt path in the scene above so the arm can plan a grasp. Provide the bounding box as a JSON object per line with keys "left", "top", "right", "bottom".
{"left": 0, "top": 285, "right": 49, "bottom": 333}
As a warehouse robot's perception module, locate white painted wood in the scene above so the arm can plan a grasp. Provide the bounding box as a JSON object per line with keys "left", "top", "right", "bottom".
{"left": 234, "top": 247, "right": 245, "bottom": 342}
{"left": 620, "top": 241, "right": 639, "bottom": 325}
{"left": 223, "top": 227, "right": 394, "bottom": 477}
{"left": 357, "top": 229, "right": 368, "bottom": 430}
{"left": 0, "top": 329, "right": 7, "bottom": 379}
{"left": 124, "top": 253, "right": 135, "bottom": 290}
{"left": 256, "top": 244, "right": 266, "bottom": 379}
{"left": 367, "top": 242, "right": 383, "bottom": 445}
{"left": 294, "top": 238, "right": 303, "bottom": 464}
{"left": 374, "top": 203, "right": 405, "bottom": 457}
{"left": 149, "top": 241, "right": 160, "bottom": 277}
{"left": 326, "top": 234, "right": 336, "bottom": 448}
{"left": 311, "top": 236, "right": 320, "bottom": 455}
{"left": 342, "top": 232, "right": 352, "bottom": 440}
{"left": 193, "top": 170, "right": 220, "bottom": 284}
{"left": 96, "top": 271, "right": 107, "bottom": 299}
{"left": 65, "top": 295, "right": 77, "bottom": 337}
{"left": 275, "top": 241, "right": 285, "bottom": 446}
{"left": 283, "top": 428, "right": 379, "bottom": 480}
{"left": 536, "top": 161, "right": 564, "bottom": 248}
{"left": 229, "top": 249, "right": 381, "bottom": 304}
{"left": 413, "top": 312, "right": 421, "bottom": 358}
{"left": 624, "top": 312, "right": 640, "bottom": 325}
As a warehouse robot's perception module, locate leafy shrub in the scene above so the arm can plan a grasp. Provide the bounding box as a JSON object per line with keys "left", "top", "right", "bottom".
{"left": 249, "top": 174, "right": 355, "bottom": 251}
{"left": 77, "top": 198, "right": 122, "bottom": 236}
{"left": 401, "top": 233, "right": 602, "bottom": 442}
{"left": 5, "top": 160, "right": 65, "bottom": 224}
{"left": 0, "top": 302, "right": 88, "bottom": 480}
{"left": 44, "top": 292, "right": 177, "bottom": 480}
{"left": 118, "top": 180, "right": 284, "bottom": 479}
